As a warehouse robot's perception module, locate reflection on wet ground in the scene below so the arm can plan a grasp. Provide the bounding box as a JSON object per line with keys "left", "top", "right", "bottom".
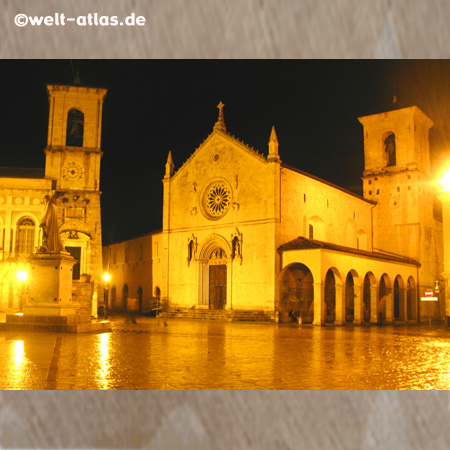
{"left": 0, "top": 316, "right": 449, "bottom": 389}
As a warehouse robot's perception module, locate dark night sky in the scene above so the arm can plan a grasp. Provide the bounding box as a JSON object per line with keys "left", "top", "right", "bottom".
{"left": 2, "top": 60, "right": 450, "bottom": 245}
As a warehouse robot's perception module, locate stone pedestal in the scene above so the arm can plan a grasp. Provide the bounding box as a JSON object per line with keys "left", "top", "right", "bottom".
{"left": 1, "top": 251, "right": 111, "bottom": 333}
{"left": 23, "top": 251, "right": 77, "bottom": 316}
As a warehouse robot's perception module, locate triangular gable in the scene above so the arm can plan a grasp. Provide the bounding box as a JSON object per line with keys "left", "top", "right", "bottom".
{"left": 171, "top": 129, "right": 268, "bottom": 180}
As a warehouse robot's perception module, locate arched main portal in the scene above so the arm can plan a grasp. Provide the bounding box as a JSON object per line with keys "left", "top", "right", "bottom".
{"left": 208, "top": 249, "right": 227, "bottom": 310}
{"left": 279, "top": 263, "right": 314, "bottom": 323}
{"left": 198, "top": 235, "right": 231, "bottom": 310}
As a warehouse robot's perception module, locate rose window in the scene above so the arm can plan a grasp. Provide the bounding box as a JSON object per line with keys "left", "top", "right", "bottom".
{"left": 204, "top": 182, "right": 231, "bottom": 219}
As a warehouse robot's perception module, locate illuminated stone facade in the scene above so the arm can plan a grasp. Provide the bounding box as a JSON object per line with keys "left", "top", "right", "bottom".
{"left": 0, "top": 84, "right": 107, "bottom": 316}
{"left": 107, "top": 104, "right": 443, "bottom": 324}
{"left": 103, "top": 231, "right": 163, "bottom": 314}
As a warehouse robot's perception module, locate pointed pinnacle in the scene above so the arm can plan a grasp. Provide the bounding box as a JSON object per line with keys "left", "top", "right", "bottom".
{"left": 269, "top": 126, "right": 278, "bottom": 144}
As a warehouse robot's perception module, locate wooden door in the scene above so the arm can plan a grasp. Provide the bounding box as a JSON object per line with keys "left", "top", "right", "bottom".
{"left": 209, "top": 265, "right": 227, "bottom": 309}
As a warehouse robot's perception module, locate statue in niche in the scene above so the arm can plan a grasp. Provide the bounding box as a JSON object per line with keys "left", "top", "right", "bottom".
{"left": 384, "top": 133, "right": 396, "bottom": 167}
{"left": 187, "top": 235, "right": 197, "bottom": 265}
{"left": 40, "top": 193, "right": 66, "bottom": 252}
{"left": 231, "top": 229, "right": 243, "bottom": 264}
{"left": 231, "top": 236, "right": 241, "bottom": 259}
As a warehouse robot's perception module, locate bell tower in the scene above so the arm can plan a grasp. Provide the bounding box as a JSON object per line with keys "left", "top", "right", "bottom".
{"left": 44, "top": 83, "right": 108, "bottom": 311}
{"left": 358, "top": 106, "right": 443, "bottom": 316}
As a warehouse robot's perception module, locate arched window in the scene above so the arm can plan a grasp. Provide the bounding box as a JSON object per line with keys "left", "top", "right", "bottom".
{"left": 384, "top": 132, "right": 396, "bottom": 167}
{"left": 66, "top": 109, "right": 84, "bottom": 147}
{"left": 16, "top": 218, "right": 35, "bottom": 255}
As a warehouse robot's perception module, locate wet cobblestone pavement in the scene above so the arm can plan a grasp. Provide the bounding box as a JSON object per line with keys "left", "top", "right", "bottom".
{"left": 1, "top": 315, "right": 450, "bottom": 390}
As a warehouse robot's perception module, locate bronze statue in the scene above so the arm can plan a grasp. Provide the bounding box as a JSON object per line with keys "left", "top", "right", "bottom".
{"left": 40, "top": 193, "right": 66, "bottom": 252}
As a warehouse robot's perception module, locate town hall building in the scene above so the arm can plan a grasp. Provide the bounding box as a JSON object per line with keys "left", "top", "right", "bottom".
{"left": 0, "top": 83, "right": 107, "bottom": 316}
{"left": 105, "top": 102, "right": 445, "bottom": 325}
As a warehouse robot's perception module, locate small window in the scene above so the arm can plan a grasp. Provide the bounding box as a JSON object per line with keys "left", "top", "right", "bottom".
{"left": 125, "top": 248, "right": 129, "bottom": 263}
{"left": 309, "top": 224, "right": 314, "bottom": 239}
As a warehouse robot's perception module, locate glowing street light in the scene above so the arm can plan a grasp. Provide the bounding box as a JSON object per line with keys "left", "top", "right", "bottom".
{"left": 17, "top": 270, "right": 28, "bottom": 282}
{"left": 17, "top": 270, "right": 28, "bottom": 311}
{"left": 103, "top": 273, "right": 111, "bottom": 283}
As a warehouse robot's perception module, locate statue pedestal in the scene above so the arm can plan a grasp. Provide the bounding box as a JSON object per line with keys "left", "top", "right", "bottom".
{"left": 2, "top": 251, "right": 111, "bottom": 333}
{"left": 23, "top": 251, "right": 78, "bottom": 317}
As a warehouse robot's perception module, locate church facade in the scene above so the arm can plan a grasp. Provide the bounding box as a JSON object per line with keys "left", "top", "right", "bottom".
{"left": 0, "top": 84, "right": 107, "bottom": 315}
{"left": 106, "top": 103, "right": 444, "bottom": 325}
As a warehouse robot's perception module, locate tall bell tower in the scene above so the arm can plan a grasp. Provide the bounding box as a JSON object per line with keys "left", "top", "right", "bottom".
{"left": 358, "top": 106, "right": 443, "bottom": 315}
{"left": 44, "top": 83, "right": 108, "bottom": 311}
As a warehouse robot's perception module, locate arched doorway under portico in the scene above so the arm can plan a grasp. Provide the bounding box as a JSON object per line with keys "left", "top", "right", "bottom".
{"left": 279, "top": 263, "right": 314, "bottom": 323}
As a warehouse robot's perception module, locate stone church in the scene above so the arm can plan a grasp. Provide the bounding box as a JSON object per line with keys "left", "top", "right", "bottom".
{"left": 106, "top": 102, "right": 445, "bottom": 325}
{"left": 0, "top": 83, "right": 107, "bottom": 315}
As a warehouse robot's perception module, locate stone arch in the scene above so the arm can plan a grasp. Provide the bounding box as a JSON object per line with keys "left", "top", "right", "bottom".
{"left": 198, "top": 234, "right": 231, "bottom": 309}
{"left": 324, "top": 267, "right": 342, "bottom": 324}
{"left": 406, "top": 277, "right": 417, "bottom": 320}
{"left": 66, "top": 108, "right": 84, "bottom": 147}
{"left": 379, "top": 274, "right": 392, "bottom": 323}
{"left": 279, "top": 263, "right": 314, "bottom": 323}
{"left": 394, "top": 275, "right": 405, "bottom": 321}
{"left": 363, "top": 272, "right": 377, "bottom": 323}
{"left": 59, "top": 220, "right": 92, "bottom": 238}
{"left": 198, "top": 234, "right": 231, "bottom": 261}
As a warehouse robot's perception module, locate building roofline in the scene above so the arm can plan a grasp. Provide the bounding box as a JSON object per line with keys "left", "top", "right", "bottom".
{"left": 278, "top": 236, "right": 420, "bottom": 267}
{"left": 0, "top": 167, "right": 46, "bottom": 179}
{"left": 105, "top": 229, "right": 162, "bottom": 246}
{"left": 281, "top": 164, "right": 376, "bottom": 205}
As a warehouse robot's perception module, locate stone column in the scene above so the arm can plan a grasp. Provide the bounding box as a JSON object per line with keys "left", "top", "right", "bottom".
{"left": 334, "top": 283, "right": 344, "bottom": 325}
{"left": 353, "top": 285, "right": 363, "bottom": 325}
{"left": 313, "top": 282, "right": 325, "bottom": 326}
{"left": 385, "top": 290, "right": 393, "bottom": 323}
{"left": 370, "top": 286, "right": 378, "bottom": 323}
